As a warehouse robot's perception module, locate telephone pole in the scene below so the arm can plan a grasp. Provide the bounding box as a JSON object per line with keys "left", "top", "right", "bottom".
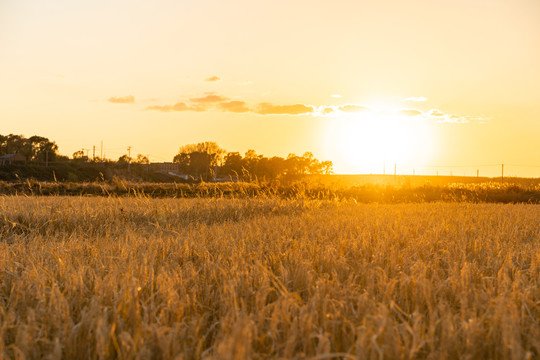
{"left": 100, "top": 140, "right": 103, "bottom": 160}
{"left": 93, "top": 146, "right": 96, "bottom": 161}
{"left": 127, "top": 146, "right": 132, "bottom": 172}
{"left": 501, "top": 164, "right": 504, "bottom": 184}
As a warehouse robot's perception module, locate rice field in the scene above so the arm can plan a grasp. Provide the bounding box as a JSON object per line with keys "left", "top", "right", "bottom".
{"left": 0, "top": 196, "right": 539, "bottom": 359}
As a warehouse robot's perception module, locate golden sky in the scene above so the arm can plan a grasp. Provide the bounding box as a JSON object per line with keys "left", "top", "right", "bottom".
{"left": 1, "top": 0, "right": 539, "bottom": 176}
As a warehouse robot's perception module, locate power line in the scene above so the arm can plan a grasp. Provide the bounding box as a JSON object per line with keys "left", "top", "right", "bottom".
{"left": 506, "top": 164, "right": 540, "bottom": 168}
{"left": 419, "top": 164, "right": 501, "bottom": 168}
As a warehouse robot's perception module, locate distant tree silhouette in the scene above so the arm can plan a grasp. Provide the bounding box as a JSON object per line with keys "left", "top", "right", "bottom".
{"left": 134, "top": 154, "right": 149, "bottom": 164}
{"left": 72, "top": 150, "right": 88, "bottom": 162}
{"left": 216, "top": 146, "right": 332, "bottom": 180}
{"left": 0, "top": 134, "right": 59, "bottom": 162}
{"left": 117, "top": 154, "right": 131, "bottom": 165}
{"left": 223, "top": 152, "right": 243, "bottom": 178}
{"left": 173, "top": 142, "right": 226, "bottom": 180}
{"left": 28, "top": 136, "right": 59, "bottom": 162}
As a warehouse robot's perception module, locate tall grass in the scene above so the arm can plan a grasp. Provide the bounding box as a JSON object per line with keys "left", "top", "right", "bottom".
{"left": 0, "top": 196, "right": 539, "bottom": 359}
{"left": 0, "top": 179, "right": 539, "bottom": 203}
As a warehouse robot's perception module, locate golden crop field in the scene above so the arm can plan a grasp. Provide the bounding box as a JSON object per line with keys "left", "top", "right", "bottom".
{"left": 1, "top": 196, "right": 539, "bottom": 359}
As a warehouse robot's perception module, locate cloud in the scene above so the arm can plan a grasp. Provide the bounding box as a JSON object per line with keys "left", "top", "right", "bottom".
{"left": 218, "top": 101, "right": 250, "bottom": 113}
{"left": 145, "top": 102, "right": 201, "bottom": 112}
{"left": 436, "top": 115, "right": 471, "bottom": 124}
{"left": 405, "top": 96, "right": 428, "bottom": 102}
{"left": 320, "top": 106, "right": 336, "bottom": 115}
{"left": 331, "top": 94, "right": 342, "bottom": 98}
{"left": 398, "top": 108, "right": 423, "bottom": 117}
{"left": 337, "top": 104, "right": 370, "bottom": 113}
{"left": 108, "top": 95, "right": 135, "bottom": 104}
{"left": 425, "top": 108, "right": 490, "bottom": 123}
{"left": 428, "top": 109, "right": 445, "bottom": 117}
{"left": 255, "top": 102, "right": 315, "bottom": 115}
{"left": 189, "top": 94, "right": 229, "bottom": 103}
{"left": 205, "top": 76, "right": 221, "bottom": 82}
{"left": 436, "top": 115, "right": 489, "bottom": 124}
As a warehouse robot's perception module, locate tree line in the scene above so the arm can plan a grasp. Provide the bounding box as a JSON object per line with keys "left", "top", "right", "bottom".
{"left": 1, "top": 134, "right": 333, "bottom": 181}
{"left": 0, "top": 134, "right": 62, "bottom": 162}
{"left": 173, "top": 141, "right": 333, "bottom": 180}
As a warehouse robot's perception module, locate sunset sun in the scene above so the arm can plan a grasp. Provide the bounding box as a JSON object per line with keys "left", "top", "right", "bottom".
{"left": 323, "top": 110, "right": 435, "bottom": 174}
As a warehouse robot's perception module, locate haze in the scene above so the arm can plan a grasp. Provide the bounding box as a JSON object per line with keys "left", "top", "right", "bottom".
{"left": 1, "top": 0, "right": 539, "bottom": 176}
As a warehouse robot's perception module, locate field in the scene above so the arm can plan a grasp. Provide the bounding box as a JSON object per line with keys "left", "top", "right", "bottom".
{"left": 1, "top": 196, "right": 539, "bottom": 359}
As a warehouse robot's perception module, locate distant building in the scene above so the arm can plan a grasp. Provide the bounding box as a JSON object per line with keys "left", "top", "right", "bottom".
{"left": 147, "top": 162, "right": 192, "bottom": 180}
{"left": 0, "top": 153, "right": 26, "bottom": 166}
{"left": 149, "top": 162, "right": 178, "bottom": 174}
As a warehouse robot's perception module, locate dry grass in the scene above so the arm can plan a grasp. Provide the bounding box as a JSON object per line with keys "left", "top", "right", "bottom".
{"left": 1, "top": 179, "right": 540, "bottom": 204}
{"left": 0, "top": 196, "right": 539, "bottom": 359}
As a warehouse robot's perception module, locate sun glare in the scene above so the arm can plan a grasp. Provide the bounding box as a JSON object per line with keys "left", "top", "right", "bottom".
{"left": 323, "top": 110, "right": 435, "bottom": 174}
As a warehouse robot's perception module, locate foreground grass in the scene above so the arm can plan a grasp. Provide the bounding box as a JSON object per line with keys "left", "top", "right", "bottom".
{"left": 1, "top": 179, "right": 540, "bottom": 203}
{"left": 0, "top": 196, "right": 539, "bottom": 359}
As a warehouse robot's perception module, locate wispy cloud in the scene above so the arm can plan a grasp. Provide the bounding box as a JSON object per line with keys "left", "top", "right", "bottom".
{"left": 145, "top": 102, "right": 206, "bottom": 112}
{"left": 425, "top": 108, "right": 489, "bottom": 123}
{"left": 320, "top": 106, "right": 336, "bottom": 115}
{"left": 428, "top": 109, "right": 445, "bottom": 117}
{"left": 108, "top": 95, "right": 135, "bottom": 104}
{"left": 436, "top": 115, "right": 489, "bottom": 124}
{"left": 205, "top": 76, "right": 221, "bottom": 82}
{"left": 337, "top": 104, "right": 371, "bottom": 113}
{"left": 405, "top": 96, "right": 428, "bottom": 102}
{"left": 255, "top": 103, "right": 315, "bottom": 115}
{"left": 398, "top": 108, "right": 423, "bottom": 117}
{"left": 141, "top": 90, "right": 488, "bottom": 124}
{"left": 218, "top": 101, "right": 250, "bottom": 113}
{"left": 317, "top": 104, "right": 371, "bottom": 116}
{"left": 331, "top": 94, "right": 342, "bottom": 98}
{"left": 189, "top": 94, "right": 229, "bottom": 103}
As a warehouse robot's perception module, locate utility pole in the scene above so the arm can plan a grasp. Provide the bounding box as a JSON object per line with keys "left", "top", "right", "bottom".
{"left": 100, "top": 140, "right": 103, "bottom": 161}
{"left": 127, "top": 146, "right": 132, "bottom": 172}
{"left": 82, "top": 148, "right": 90, "bottom": 158}
{"left": 93, "top": 146, "right": 96, "bottom": 161}
{"left": 477, "top": 169, "right": 479, "bottom": 177}
{"left": 501, "top": 164, "right": 504, "bottom": 185}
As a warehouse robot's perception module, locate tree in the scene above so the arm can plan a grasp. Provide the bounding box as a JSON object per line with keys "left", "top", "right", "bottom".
{"left": 173, "top": 142, "right": 226, "bottom": 180}
{"left": 0, "top": 134, "right": 59, "bottom": 162}
{"left": 72, "top": 150, "right": 88, "bottom": 162}
{"left": 134, "top": 154, "right": 149, "bottom": 164}
{"left": 28, "top": 136, "right": 59, "bottom": 162}
{"left": 223, "top": 152, "right": 244, "bottom": 178}
{"left": 117, "top": 154, "right": 131, "bottom": 165}
{"left": 320, "top": 160, "right": 334, "bottom": 174}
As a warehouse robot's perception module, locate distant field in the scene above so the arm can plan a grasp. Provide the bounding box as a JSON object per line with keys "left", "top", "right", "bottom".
{"left": 310, "top": 174, "right": 540, "bottom": 188}
{"left": 1, "top": 196, "right": 539, "bottom": 359}
{"left": 1, "top": 178, "right": 540, "bottom": 203}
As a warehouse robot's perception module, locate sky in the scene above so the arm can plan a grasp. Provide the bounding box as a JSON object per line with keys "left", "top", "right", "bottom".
{"left": 1, "top": 0, "right": 539, "bottom": 176}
